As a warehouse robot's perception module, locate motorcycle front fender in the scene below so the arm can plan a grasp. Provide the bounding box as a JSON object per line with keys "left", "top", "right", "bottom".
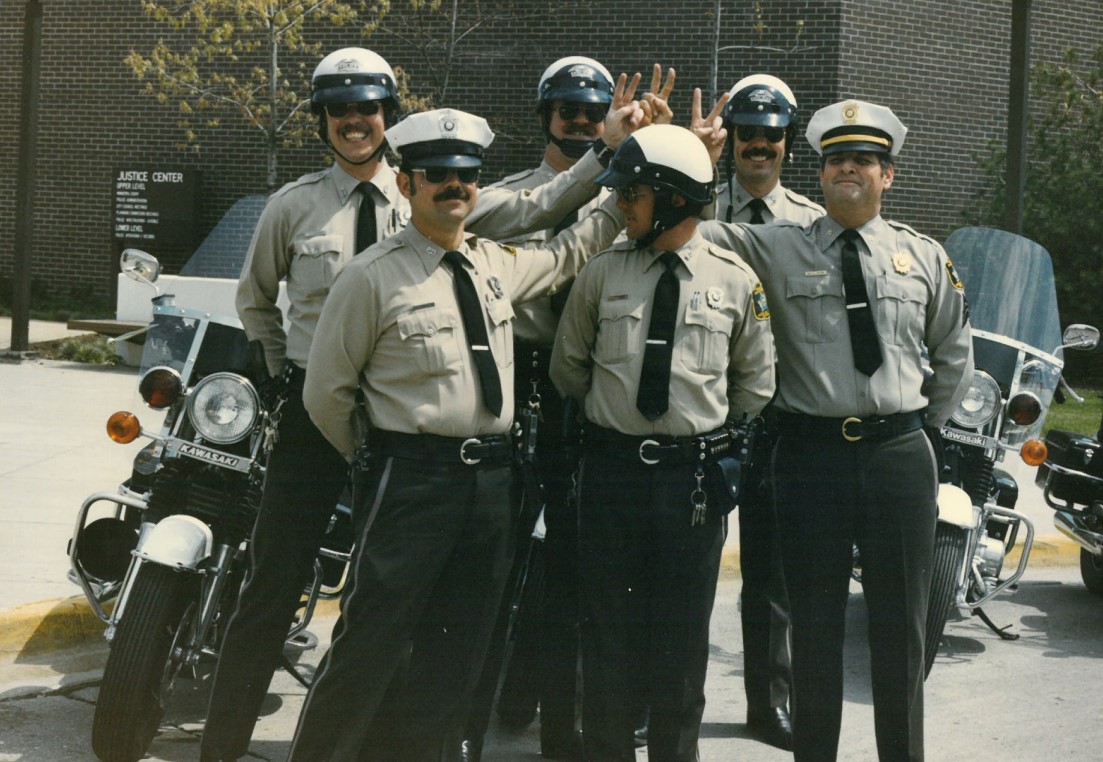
{"left": 134, "top": 515, "right": 213, "bottom": 570}
{"left": 936, "top": 484, "right": 976, "bottom": 529}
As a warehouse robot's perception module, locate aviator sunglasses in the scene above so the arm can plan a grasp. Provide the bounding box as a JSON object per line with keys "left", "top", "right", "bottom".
{"left": 324, "top": 101, "right": 382, "bottom": 118}
{"left": 413, "top": 167, "right": 481, "bottom": 184}
{"left": 614, "top": 185, "right": 653, "bottom": 203}
{"left": 556, "top": 103, "right": 608, "bottom": 123}
{"left": 735, "top": 124, "right": 786, "bottom": 143}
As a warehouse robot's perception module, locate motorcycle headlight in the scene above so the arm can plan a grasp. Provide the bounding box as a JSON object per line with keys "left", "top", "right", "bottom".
{"left": 186, "top": 373, "right": 260, "bottom": 445}
{"left": 950, "top": 370, "right": 1001, "bottom": 429}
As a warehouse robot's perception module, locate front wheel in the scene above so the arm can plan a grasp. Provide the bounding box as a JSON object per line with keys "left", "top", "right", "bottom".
{"left": 924, "top": 522, "right": 968, "bottom": 678}
{"left": 92, "top": 564, "right": 198, "bottom": 762}
{"left": 1080, "top": 548, "right": 1103, "bottom": 594}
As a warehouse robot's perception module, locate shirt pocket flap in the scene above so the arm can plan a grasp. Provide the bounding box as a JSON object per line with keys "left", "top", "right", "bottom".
{"left": 486, "top": 298, "right": 516, "bottom": 327}
{"left": 293, "top": 234, "right": 344, "bottom": 257}
{"left": 684, "top": 305, "right": 734, "bottom": 334}
{"left": 397, "top": 307, "right": 457, "bottom": 340}
{"left": 875, "top": 275, "right": 926, "bottom": 303}
{"left": 786, "top": 273, "right": 840, "bottom": 300}
{"left": 599, "top": 301, "right": 645, "bottom": 324}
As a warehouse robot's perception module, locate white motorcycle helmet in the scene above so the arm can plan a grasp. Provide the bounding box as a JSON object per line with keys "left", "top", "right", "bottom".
{"left": 311, "top": 47, "right": 400, "bottom": 123}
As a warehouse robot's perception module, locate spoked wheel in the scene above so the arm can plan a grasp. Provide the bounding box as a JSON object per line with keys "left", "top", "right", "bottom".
{"left": 924, "top": 522, "right": 968, "bottom": 679}
{"left": 1080, "top": 548, "right": 1103, "bottom": 594}
{"left": 92, "top": 564, "right": 198, "bottom": 762}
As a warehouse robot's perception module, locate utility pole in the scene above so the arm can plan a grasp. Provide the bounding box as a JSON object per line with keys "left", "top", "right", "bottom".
{"left": 1005, "top": 0, "right": 1031, "bottom": 234}
{"left": 10, "top": 0, "right": 43, "bottom": 354}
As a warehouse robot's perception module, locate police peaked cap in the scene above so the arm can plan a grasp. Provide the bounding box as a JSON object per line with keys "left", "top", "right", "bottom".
{"left": 385, "top": 108, "right": 495, "bottom": 168}
{"left": 805, "top": 100, "right": 907, "bottom": 156}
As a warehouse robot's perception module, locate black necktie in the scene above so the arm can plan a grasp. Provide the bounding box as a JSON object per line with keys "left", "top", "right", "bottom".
{"left": 636, "top": 251, "right": 681, "bottom": 421}
{"left": 355, "top": 182, "right": 378, "bottom": 254}
{"left": 443, "top": 250, "right": 504, "bottom": 417}
{"left": 839, "top": 230, "right": 883, "bottom": 376}
{"left": 747, "top": 197, "right": 768, "bottom": 224}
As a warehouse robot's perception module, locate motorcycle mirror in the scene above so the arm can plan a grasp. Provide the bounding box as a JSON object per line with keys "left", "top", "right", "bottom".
{"left": 1061, "top": 323, "right": 1101, "bottom": 353}
{"left": 120, "top": 248, "right": 162, "bottom": 288}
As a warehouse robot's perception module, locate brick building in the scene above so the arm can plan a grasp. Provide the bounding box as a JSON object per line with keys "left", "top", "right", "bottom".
{"left": 1, "top": 0, "right": 1100, "bottom": 305}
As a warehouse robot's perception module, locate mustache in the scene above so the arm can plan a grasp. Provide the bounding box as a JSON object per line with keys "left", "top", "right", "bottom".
{"left": 563, "top": 124, "right": 599, "bottom": 137}
{"left": 741, "top": 147, "right": 778, "bottom": 161}
{"left": 434, "top": 187, "right": 470, "bottom": 202}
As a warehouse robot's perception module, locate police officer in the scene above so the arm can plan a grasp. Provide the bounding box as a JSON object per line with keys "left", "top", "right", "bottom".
{"left": 204, "top": 46, "right": 644, "bottom": 761}
{"left": 550, "top": 124, "right": 776, "bottom": 762}
{"left": 697, "top": 100, "right": 973, "bottom": 761}
{"left": 718, "top": 73, "right": 823, "bottom": 751}
{"left": 462, "top": 55, "right": 617, "bottom": 762}
{"left": 287, "top": 105, "right": 632, "bottom": 762}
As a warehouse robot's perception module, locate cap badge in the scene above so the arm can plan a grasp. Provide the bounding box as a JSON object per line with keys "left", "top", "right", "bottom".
{"left": 487, "top": 275, "right": 504, "bottom": 299}
{"left": 706, "top": 287, "right": 724, "bottom": 309}
{"left": 842, "top": 102, "right": 860, "bottom": 124}
{"left": 569, "top": 65, "right": 595, "bottom": 79}
{"left": 335, "top": 58, "right": 360, "bottom": 73}
{"left": 749, "top": 90, "right": 775, "bottom": 104}
{"left": 893, "top": 252, "right": 912, "bottom": 275}
{"left": 439, "top": 116, "right": 457, "bottom": 136}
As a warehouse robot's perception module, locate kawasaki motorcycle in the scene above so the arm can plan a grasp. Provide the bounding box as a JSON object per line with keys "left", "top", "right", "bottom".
{"left": 68, "top": 249, "right": 351, "bottom": 762}
{"left": 921, "top": 227, "right": 1092, "bottom": 676}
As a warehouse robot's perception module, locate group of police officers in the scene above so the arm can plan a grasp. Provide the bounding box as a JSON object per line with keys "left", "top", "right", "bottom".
{"left": 195, "top": 44, "right": 973, "bottom": 762}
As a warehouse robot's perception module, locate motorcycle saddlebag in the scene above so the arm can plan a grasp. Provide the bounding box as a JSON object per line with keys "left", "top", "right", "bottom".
{"left": 1035, "top": 429, "right": 1103, "bottom": 505}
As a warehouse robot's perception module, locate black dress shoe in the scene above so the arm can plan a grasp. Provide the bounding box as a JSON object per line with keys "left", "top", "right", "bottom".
{"left": 460, "top": 737, "right": 483, "bottom": 762}
{"left": 746, "top": 706, "right": 793, "bottom": 751}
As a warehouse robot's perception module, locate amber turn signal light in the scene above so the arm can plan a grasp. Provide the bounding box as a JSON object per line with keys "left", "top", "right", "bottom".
{"left": 106, "top": 411, "right": 141, "bottom": 444}
{"left": 139, "top": 367, "right": 182, "bottom": 410}
{"left": 1007, "top": 392, "right": 1042, "bottom": 426}
{"left": 1020, "top": 438, "right": 1048, "bottom": 467}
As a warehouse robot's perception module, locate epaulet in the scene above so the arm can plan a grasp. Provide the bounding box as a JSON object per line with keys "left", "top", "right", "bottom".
{"left": 705, "top": 244, "right": 756, "bottom": 275}
{"left": 783, "top": 188, "right": 826, "bottom": 213}
{"left": 605, "top": 239, "right": 638, "bottom": 253}
{"left": 465, "top": 235, "right": 519, "bottom": 257}
{"left": 886, "top": 219, "right": 940, "bottom": 246}
{"left": 270, "top": 169, "right": 328, "bottom": 200}
{"left": 489, "top": 167, "right": 539, "bottom": 190}
{"left": 357, "top": 237, "right": 404, "bottom": 267}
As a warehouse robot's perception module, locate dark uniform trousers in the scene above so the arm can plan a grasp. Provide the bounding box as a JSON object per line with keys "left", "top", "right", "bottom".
{"left": 577, "top": 445, "right": 725, "bottom": 762}
{"left": 772, "top": 423, "right": 936, "bottom": 762}
{"left": 288, "top": 453, "right": 519, "bottom": 762}
{"left": 737, "top": 441, "right": 792, "bottom": 713}
{"left": 463, "top": 344, "right": 579, "bottom": 745}
{"left": 201, "top": 373, "right": 348, "bottom": 760}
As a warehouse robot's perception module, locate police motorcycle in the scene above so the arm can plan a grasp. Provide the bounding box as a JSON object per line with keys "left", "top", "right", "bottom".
{"left": 920, "top": 226, "right": 1090, "bottom": 677}
{"left": 1035, "top": 330, "right": 1103, "bottom": 594}
{"left": 68, "top": 249, "right": 352, "bottom": 762}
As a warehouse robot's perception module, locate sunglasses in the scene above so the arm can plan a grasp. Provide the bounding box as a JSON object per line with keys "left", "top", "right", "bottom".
{"left": 735, "top": 124, "right": 786, "bottom": 143}
{"left": 614, "top": 185, "right": 653, "bottom": 203}
{"left": 413, "top": 167, "right": 481, "bottom": 184}
{"left": 324, "top": 101, "right": 382, "bottom": 118}
{"left": 556, "top": 103, "right": 608, "bottom": 123}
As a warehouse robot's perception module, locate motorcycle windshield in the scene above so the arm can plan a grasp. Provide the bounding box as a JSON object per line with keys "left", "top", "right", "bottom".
{"left": 139, "top": 309, "right": 201, "bottom": 378}
{"left": 945, "top": 226, "right": 1062, "bottom": 358}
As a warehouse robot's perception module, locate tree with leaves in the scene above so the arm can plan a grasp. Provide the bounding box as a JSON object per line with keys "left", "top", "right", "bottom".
{"left": 125, "top": 0, "right": 391, "bottom": 191}
{"left": 972, "top": 46, "right": 1103, "bottom": 341}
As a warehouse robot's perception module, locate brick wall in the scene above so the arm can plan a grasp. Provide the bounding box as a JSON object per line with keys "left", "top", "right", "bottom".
{"left": 1, "top": 0, "right": 1100, "bottom": 305}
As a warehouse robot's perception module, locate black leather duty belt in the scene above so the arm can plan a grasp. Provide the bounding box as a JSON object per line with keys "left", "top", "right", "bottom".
{"left": 775, "top": 410, "right": 923, "bottom": 443}
{"left": 372, "top": 430, "right": 515, "bottom": 466}
{"left": 582, "top": 424, "right": 734, "bottom": 466}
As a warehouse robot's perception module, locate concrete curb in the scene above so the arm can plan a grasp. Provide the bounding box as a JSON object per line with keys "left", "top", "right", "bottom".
{"left": 1, "top": 536, "right": 1079, "bottom": 668}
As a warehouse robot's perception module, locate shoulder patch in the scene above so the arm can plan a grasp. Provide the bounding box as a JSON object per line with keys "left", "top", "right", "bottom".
{"left": 751, "top": 282, "right": 770, "bottom": 320}
{"left": 945, "top": 258, "right": 964, "bottom": 290}
{"left": 500, "top": 243, "right": 517, "bottom": 257}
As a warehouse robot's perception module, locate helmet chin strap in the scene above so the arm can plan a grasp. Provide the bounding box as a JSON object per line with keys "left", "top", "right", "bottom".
{"left": 322, "top": 116, "right": 388, "bottom": 166}
{"left": 548, "top": 132, "right": 597, "bottom": 159}
{"left": 636, "top": 188, "right": 696, "bottom": 250}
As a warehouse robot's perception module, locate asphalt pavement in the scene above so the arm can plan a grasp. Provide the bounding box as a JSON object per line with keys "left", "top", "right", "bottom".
{"left": 0, "top": 324, "right": 1093, "bottom": 761}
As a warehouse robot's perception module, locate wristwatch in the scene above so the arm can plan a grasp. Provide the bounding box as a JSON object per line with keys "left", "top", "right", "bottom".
{"left": 592, "top": 140, "right": 616, "bottom": 167}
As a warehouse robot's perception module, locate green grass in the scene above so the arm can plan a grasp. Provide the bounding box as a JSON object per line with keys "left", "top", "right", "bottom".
{"left": 1043, "top": 388, "right": 1103, "bottom": 437}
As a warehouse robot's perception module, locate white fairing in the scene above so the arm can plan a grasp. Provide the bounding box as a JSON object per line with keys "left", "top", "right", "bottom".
{"left": 134, "top": 515, "right": 213, "bottom": 569}
{"left": 936, "top": 484, "right": 975, "bottom": 528}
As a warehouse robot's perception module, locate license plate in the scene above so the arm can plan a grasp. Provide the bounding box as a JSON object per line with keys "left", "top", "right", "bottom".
{"left": 940, "top": 427, "right": 995, "bottom": 449}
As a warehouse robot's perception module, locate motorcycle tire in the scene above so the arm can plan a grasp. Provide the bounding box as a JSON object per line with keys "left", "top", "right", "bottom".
{"left": 1079, "top": 548, "right": 1103, "bottom": 595}
{"left": 923, "top": 522, "right": 968, "bottom": 679}
{"left": 91, "top": 564, "right": 198, "bottom": 762}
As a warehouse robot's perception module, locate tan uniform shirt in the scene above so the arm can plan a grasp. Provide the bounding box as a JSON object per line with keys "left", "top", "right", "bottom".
{"left": 237, "top": 151, "right": 606, "bottom": 378}
{"left": 304, "top": 196, "right": 623, "bottom": 461}
{"left": 698, "top": 215, "right": 973, "bottom": 426}
{"left": 715, "top": 181, "right": 825, "bottom": 226}
{"left": 550, "top": 230, "right": 776, "bottom": 437}
{"left": 490, "top": 160, "right": 612, "bottom": 345}
{"left": 236, "top": 164, "right": 409, "bottom": 377}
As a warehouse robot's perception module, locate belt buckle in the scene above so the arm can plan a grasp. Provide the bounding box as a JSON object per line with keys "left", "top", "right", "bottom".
{"left": 841, "top": 417, "right": 863, "bottom": 442}
{"left": 639, "top": 438, "right": 660, "bottom": 465}
{"left": 460, "top": 437, "right": 483, "bottom": 465}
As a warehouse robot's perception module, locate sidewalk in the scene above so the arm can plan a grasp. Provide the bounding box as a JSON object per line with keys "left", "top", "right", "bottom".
{"left": 0, "top": 315, "right": 93, "bottom": 352}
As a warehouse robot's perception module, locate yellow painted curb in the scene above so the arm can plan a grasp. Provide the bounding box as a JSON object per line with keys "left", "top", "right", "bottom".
{"left": 0, "top": 597, "right": 108, "bottom": 664}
